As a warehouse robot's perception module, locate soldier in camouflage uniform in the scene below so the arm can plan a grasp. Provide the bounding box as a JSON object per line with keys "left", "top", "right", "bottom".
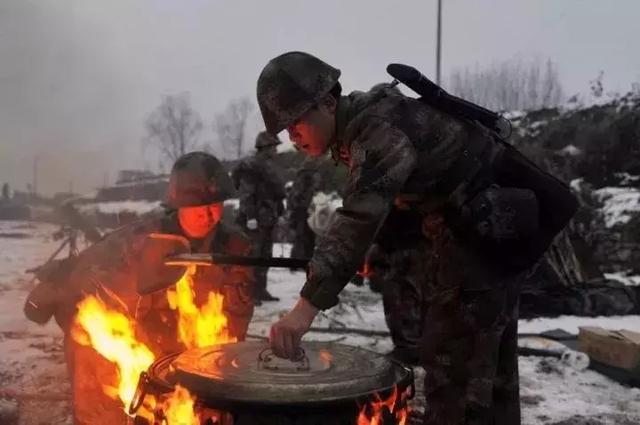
{"left": 254, "top": 51, "right": 575, "bottom": 425}
{"left": 24, "top": 152, "right": 255, "bottom": 424}
{"left": 136, "top": 151, "right": 255, "bottom": 354}
{"left": 232, "top": 132, "right": 286, "bottom": 302}
{"left": 287, "top": 157, "right": 323, "bottom": 260}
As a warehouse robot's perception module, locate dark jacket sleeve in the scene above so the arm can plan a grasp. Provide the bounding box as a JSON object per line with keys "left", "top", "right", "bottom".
{"left": 300, "top": 117, "right": 417, "bottom": 309}
{"left": 235, "top": 166, "right": 259, "bottom": 222}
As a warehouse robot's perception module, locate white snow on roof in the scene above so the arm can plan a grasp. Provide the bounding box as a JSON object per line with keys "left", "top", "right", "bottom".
{"left": 78, "top": 200, "right": 162, "bottom": 215}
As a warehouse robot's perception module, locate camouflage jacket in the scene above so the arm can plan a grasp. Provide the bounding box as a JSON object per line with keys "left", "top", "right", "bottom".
{"left": 48, "top": 212, "right": 253, "bottom": 330}
{"left": 136, "top": 215, "right": 254, "bottom": 352}
{"left": 232, "top": 152, "right": 286, "bottom": 228}
{"left": 301, "top": 85, "right": 495, "bottom": 309}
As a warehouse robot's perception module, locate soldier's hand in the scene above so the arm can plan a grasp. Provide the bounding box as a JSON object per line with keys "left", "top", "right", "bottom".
{"left": 269, "top": 297, "right": 318, "bottom": 360}
{"left": 247, "top": 218, "right": 258, "bottom": 230}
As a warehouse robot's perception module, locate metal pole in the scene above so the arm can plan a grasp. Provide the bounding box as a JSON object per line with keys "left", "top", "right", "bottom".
{"left": 33, "top": 155, "right": 39, "bottom": 197}
{"left": 436, "top": 0, "right": 443, "bottom": 85}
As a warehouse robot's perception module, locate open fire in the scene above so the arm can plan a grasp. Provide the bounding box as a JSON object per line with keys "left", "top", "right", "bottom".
{"left": 162, "top": 385, "right": 200, "bottom": 425}
{"left": 357, "top": 385, "right": 409, "bottom": 425}
{"left": 71, "top": 295, "right": 155, "bottom": 406}
{"left": 72, "top": 264, "right": 235, "bottom": 422}
{"left": 166, "top": 264, "right": 236, "bottom": 348}
{"left": 72, "top": 266, "right": 411, "bottom": 425}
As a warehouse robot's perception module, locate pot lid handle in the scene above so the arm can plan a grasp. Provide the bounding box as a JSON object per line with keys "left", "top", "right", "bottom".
{"left": 257, "top": 347, "right": 310, "bottom": 372}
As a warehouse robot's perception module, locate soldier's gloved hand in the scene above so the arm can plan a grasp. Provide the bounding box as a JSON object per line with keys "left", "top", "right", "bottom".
{"left": 269, "top": 297, "right": 318, "bottom": 360}
{"left": 247, "top": 218, "right": 258, "bottom": 230}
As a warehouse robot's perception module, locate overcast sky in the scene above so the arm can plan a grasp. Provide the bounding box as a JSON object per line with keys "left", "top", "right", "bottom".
{"left": 1, "top": 0, "right": 639, "bottom": 195}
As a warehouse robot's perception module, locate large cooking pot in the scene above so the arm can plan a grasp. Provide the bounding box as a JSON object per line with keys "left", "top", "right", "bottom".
{"left": 130, "top": 341, "right": 414, "bottom": 425}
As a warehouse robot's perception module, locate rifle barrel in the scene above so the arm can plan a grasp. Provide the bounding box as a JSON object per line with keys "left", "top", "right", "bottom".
{"left": 165, "top": 253, "right": 310, "bottom": 269}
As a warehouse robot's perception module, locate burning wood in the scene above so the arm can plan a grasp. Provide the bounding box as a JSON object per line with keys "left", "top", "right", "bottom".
{"left": 166, "top": 264, "right": 236, "bottom": 348}
{"left": 71, "top": 265, "right": 237, "bottom": 421}
{"left": 162, "top": 385, "right": 200, "bottom": 425}
{"left": 71, "top": 295, "right": 155, "bottom": 408}
{"left": 357, "top": 385, "right": 409, "bottom": 425}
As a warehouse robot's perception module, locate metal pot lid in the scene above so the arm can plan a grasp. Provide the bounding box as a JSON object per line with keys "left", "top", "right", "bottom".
{"left": 168, "top": 341, "right": 410, "bottom": 405}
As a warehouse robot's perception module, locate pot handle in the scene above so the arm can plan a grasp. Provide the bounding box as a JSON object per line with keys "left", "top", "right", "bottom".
{"left": 257, "top": 347, "right": 310, "bottom": 371}
{"left": 128, "top": 371, "right": 150, "bottom": 416}
{"left": 402, "top": 365, "right": 416, "bottom": 400}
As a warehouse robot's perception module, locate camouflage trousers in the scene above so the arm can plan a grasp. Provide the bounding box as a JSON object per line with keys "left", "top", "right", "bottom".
{"left": 248, "top": 225, "right": 274, "bottom": 294}
{"left": 379, "top": 243, "right": 429, "bottom": 351}
{"left": 420, "top": 217, "right": 522, "bottom": 425}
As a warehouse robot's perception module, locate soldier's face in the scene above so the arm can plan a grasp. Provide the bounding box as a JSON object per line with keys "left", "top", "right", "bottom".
{"left": 287, "top": 96, "right": 337, "bottom": 157}
{"left": 178, "top": 203, "right": 223, "bottom": 238}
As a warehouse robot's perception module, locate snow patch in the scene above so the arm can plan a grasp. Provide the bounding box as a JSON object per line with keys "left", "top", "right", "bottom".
{"left": 223, "top": 198, "right": 240, "bottom": 210}
{"left": 519, "top": 356, "right": 640, "bottom": 425}
{"left": 557, "top": 144, "right": 582, "bottom": 157}
{"left": 519, "top": 315, "right": 640, "bottom": 335}
{"left": 562, "top": 91, "right": 621, "bottom": 112}
{"left": 594, "top": 187, "right": 640, "bottom": 227}
{"left": 605, "top": 272, "right": 640, "bottom": 286}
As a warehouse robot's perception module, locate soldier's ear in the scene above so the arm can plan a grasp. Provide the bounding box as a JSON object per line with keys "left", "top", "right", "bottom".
{"left": 320, "top": 94, "right": 337, "bottom": 114}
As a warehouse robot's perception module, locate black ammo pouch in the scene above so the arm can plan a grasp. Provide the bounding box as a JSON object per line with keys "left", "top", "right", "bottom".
{"left": 489, "top": 141, "right": 579, "bottom": 270}
{"left": 464, "top": 186, "right": 539, "bottom": 241}
{"left": 447, "top": 144, "right": 578, "bottom": 272}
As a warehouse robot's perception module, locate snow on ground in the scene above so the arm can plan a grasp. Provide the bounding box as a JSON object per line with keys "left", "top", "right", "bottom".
{"left": 519, "top": 355, "right": 640, "bottom": 425}
{"left": 520, "top": 315, "right": 640, "bottom": 335}
{"left": 0, "top": 221, "right": 71, "bottom": 424}
{"left": 1, "top": 233, "right": 640, "bottom": 424}
{"left": 594, "top": 186, "right": 640, "bottom": 228}
{"left": 605, "top": 271, "right": 640, "bottom": 286}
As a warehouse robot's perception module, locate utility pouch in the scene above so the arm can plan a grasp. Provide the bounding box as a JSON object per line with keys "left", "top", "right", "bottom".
{"left": 464, "top": 186, "right": 539, "bottom": 242}
{"left": 455, "top": 142, "right": 579, "bottom": 272}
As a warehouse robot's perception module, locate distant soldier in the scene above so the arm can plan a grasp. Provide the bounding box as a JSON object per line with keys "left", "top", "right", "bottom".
{"left": 232, "top": 132, "right": 286, "bottom": 302}
{"left": 287, "top": 158, "right": 323, "bottom": 259}
{"left": 24, "top": 152, "right": 255, "bottom": 425}
{"left": 2, "top": 183, "right": 10, "bottom": 200}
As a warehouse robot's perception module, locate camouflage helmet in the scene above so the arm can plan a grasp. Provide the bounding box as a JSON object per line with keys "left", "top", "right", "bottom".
{"left": 166, "top": 151, "right": 236, "bottom": 208}
{"left": 255, "top": 131, "right": 282, "bottom": 149}
{"left": 256, "top": 51, "right": 341, "bottom": 135}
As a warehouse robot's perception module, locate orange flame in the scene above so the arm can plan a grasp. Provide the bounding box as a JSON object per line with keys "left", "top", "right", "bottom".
{"left": 319, "top": 349, "right": 333, "bottom": 367}
{"left": 72, "top": 265, "right": 236, "bottom": 419}
{"left": 163, "top": 385, "right": 200, "bottom": 425}
{"left": 357, "top": 386, "right": 408, "bottom": 425}
{"left": 72, "top": 295, "right": 156, "bottom": 409}
{"left": 167, "top": 265, "right": 236, "bottom": 349}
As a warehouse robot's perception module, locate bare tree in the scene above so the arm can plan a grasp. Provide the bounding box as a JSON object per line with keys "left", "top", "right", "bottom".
{"left": 145, "top": 92, "right": 203, "bottom": 164}
{"left": 213, "top": 97, "right": 254, "bottom": 159}
{"left": 448, "top": 58, "right": 564, "bottom": 111}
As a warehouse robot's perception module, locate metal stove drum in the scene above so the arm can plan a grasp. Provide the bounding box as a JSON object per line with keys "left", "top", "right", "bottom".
{"left": 129, "top": 341, "right": 414, "bottom": 425}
